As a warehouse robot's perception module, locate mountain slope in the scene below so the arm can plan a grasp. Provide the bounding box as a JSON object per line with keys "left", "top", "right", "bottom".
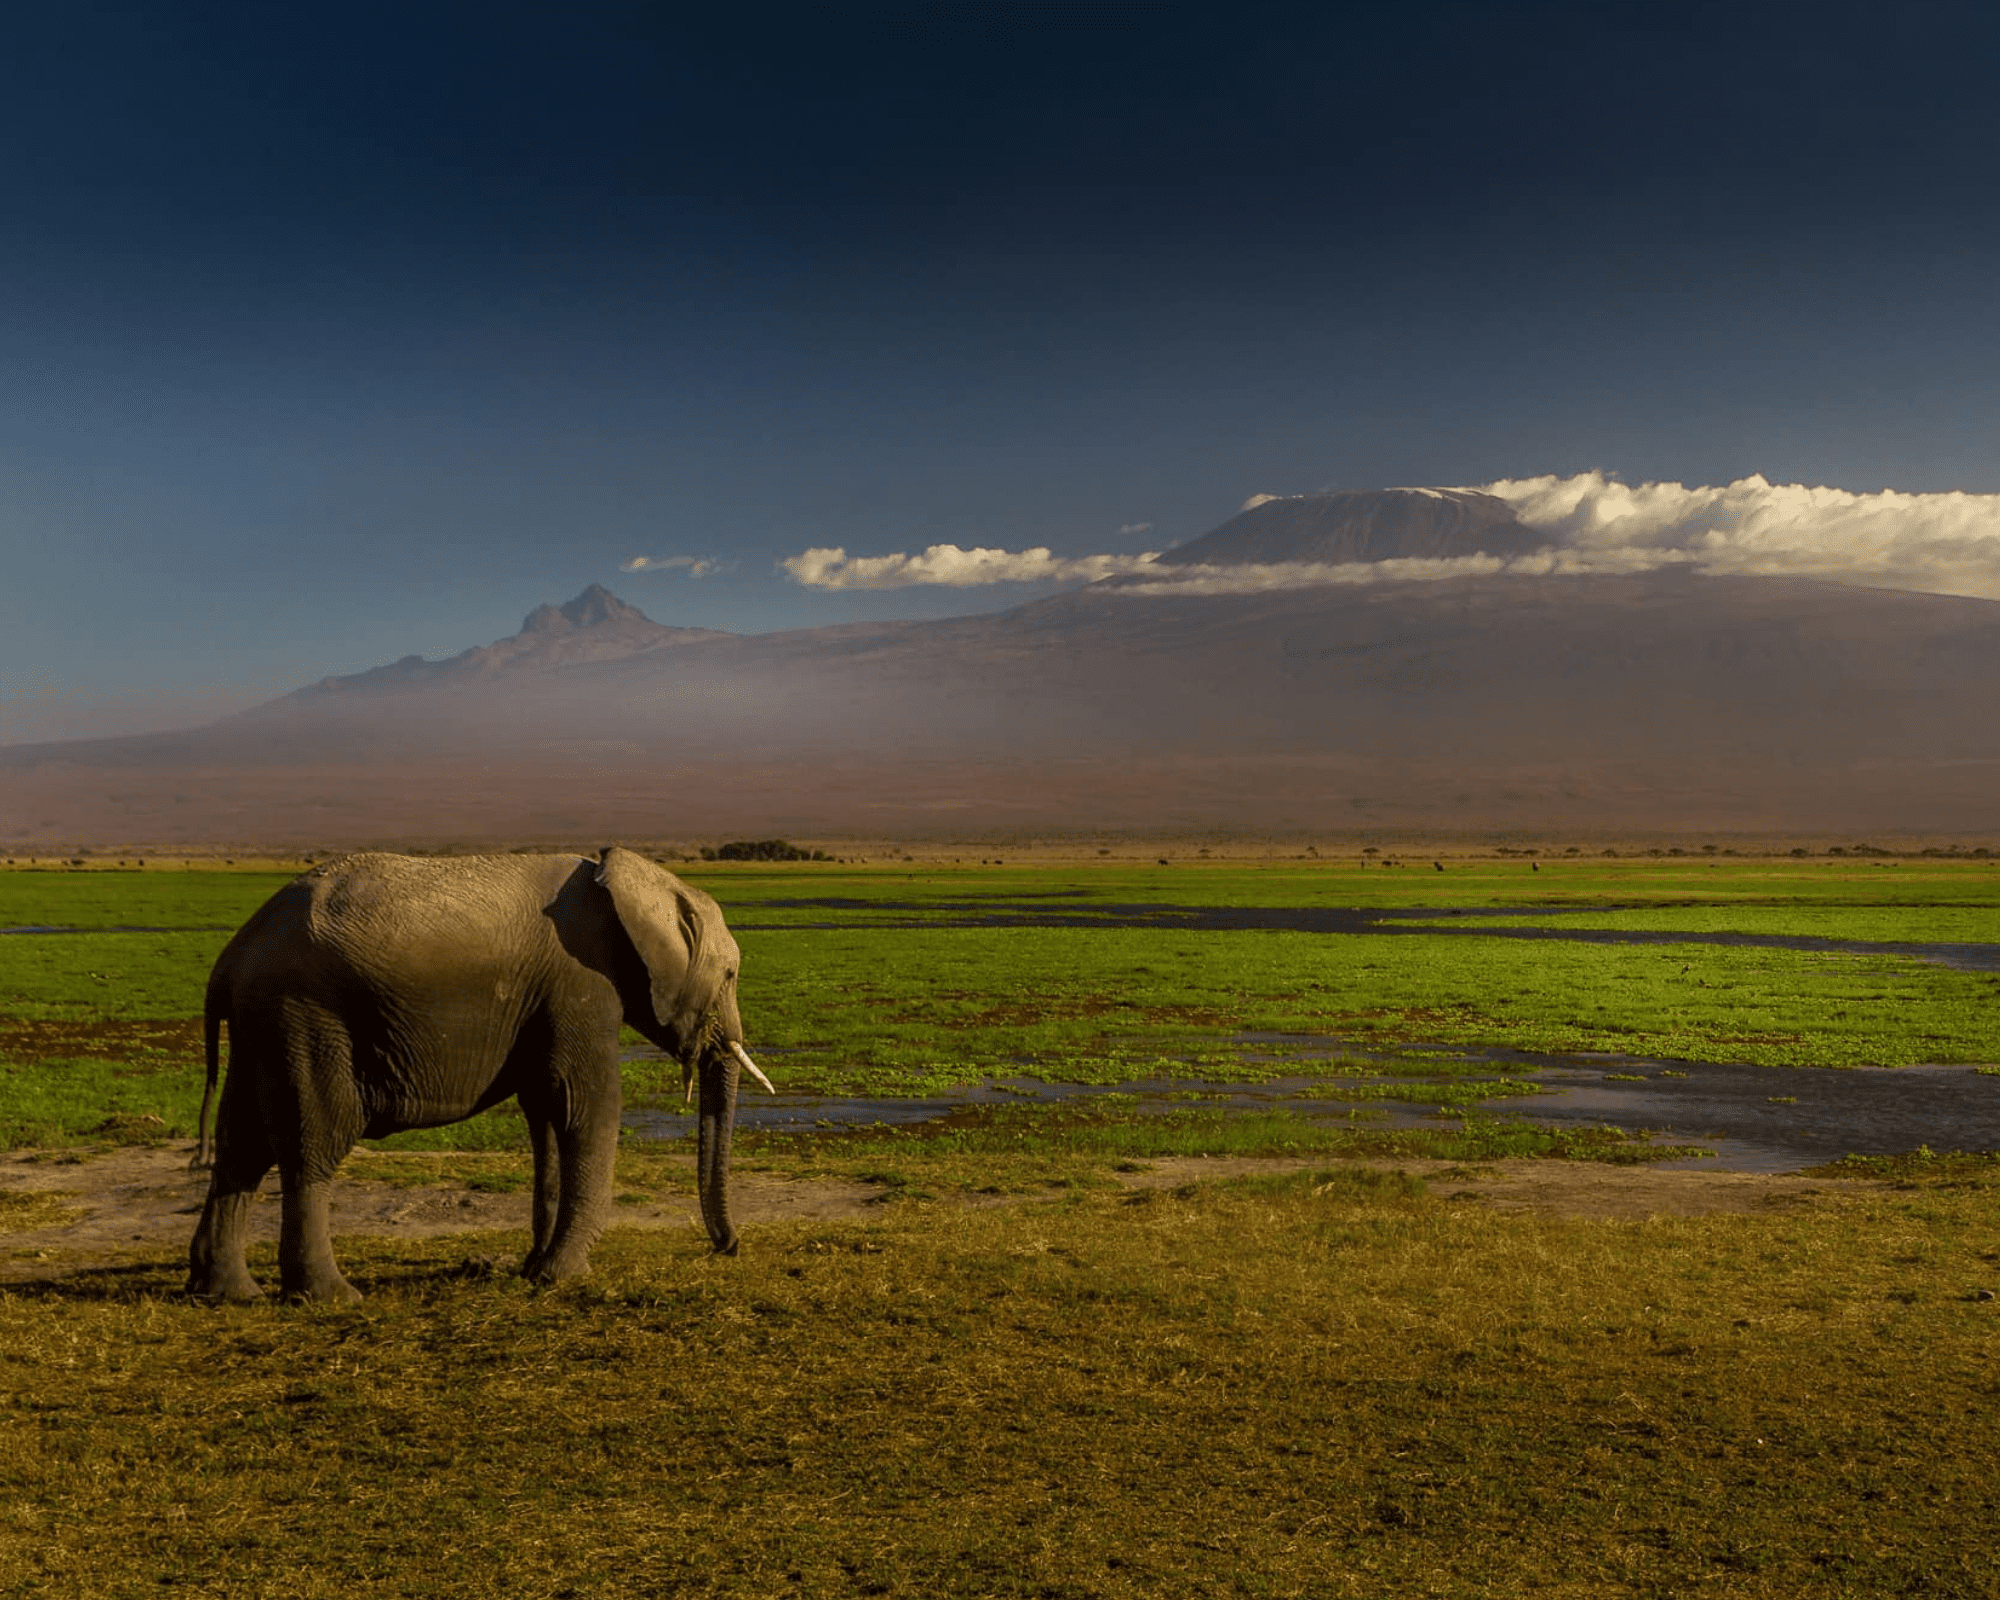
{"left": 1154, "top": 488, "right": 1547, "bottom": 566}
{"left": 254, "top": 584, "right": 731, "bottom": 712}
{"left": 4, "top": 563, "right": 1997, "bottom": 846}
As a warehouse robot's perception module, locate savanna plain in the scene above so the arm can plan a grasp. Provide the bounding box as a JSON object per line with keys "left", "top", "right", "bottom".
{"left": 2, "top": 850, "right": 1999, "bottom": 1597}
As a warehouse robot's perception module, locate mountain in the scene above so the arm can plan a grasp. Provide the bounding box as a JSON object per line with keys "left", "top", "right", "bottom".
{"left": 1154, "top": 487, "right": 1547, "bottom": 567}
{"left": 5, "top": 494, "right": 1999, "bottom": 848}
{"left": 254, "top": 584, "right": 729, "bottom": 711}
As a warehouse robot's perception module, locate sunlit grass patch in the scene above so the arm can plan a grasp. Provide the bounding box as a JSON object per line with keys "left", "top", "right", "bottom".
{"left": 360, "top": 1106, "right": 534, "bottom": 1153}
{"left": 700, "top": 855, "right": 2000, "bottom": 917}
{"left": 0, "top": 930, "right": 235, "bottom": 1022}
{"left": 0, "top": 1187, "right": 81, "bottom": 1233}
{"left": 0, "top": 1055, "right": 207, "bottom": 1149}
{"left": 0, "top": 866, "right": 294, "bottom": 932}
{"left": 746, "top": 925, "right": 1995, "bottom": 1087}
{"left": 725, "top": 1104, "right": 1707, "bottom": 1200}
{"left": 1808, "top": 1147, "right": 2000, "bottom": 1187}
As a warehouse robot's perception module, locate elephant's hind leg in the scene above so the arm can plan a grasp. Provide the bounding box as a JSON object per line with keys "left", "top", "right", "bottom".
{"left": 185, "top": 1077, "right": 274, "bottom": 1302}
{"left": 267, "top": 1019, "right": 366, "bottom": 1304}
{"left": 520, "top": 1105, "right": 562, "bottom": 1280}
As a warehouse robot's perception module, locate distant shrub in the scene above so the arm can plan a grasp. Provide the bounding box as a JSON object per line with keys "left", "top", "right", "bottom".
{"left": 700, "top": 839, "right": 830, "bottom": 862}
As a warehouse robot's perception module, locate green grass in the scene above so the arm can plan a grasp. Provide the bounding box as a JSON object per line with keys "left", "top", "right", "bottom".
{"left": 0, "top": 865, "right": 295, "bottom": 933}
{"left": 1, "top": 859, "right": 1994, "bottom": 1152}
{"left": 741, "top": 925, "right": 1994, "bottom": 1089}
{"left": 696, "top": 857, "right": 2000, "bottom": 1085}
{"left": 700, "top": 855, "right": 2000, "bottom": 917}
{"left": 5, "top": 1168, "right": 2000, "bottom": 1595}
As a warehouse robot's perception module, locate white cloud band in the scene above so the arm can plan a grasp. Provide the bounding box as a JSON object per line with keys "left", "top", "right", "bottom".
{"left": 1485, "top": 472, "right": 2000, "bottom": 599}
{"left": 780, "top": 544, "right": 1161, "bottom": 590}
{"left": 774, "top": 475, "right": 2000, "bottom": 600}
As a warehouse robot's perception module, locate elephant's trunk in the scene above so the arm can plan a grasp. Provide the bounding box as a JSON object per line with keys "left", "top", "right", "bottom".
{"left": 696, "top": 1044, "right": 740, "bottom": 1255}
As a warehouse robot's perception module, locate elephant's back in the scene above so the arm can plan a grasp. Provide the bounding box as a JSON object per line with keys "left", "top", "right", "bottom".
{"left": 301, "top": 853, "right": 582, "bottom": 961}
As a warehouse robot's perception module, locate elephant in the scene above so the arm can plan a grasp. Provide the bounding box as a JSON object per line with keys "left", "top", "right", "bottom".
{"left": 185, "top": 847, "right": 772, "bottom": 1303}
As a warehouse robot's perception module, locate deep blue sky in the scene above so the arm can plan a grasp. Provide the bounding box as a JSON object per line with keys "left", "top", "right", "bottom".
{"left": 6, "top": 1, "right": 2000, "bottom": 738}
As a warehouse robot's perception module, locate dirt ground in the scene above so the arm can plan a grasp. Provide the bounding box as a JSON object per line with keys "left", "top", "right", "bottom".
{"left": 0, "top": 1143, "right": 1867, "bottom": 1289}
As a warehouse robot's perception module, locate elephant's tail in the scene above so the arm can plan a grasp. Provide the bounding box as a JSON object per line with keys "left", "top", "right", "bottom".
{"left": 191, "top": 973, "right": 226, "bottom": 1171}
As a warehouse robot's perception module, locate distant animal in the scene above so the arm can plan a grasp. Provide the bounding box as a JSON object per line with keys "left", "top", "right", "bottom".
{"left": 186, "top": 848, "right": 770, "bottom": 1303}
{"left": 1434, "top": 861, "right": 1444, "bottom": 872}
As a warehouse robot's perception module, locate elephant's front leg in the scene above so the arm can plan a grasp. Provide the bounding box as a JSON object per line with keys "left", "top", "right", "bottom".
{"left": 525, "top": 1056, "right": 622, "bottom": 1284}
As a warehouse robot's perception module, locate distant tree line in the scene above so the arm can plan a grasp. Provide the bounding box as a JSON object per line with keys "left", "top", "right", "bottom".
{"left": 700, "top": 839, "right": 831, "bottom": 862}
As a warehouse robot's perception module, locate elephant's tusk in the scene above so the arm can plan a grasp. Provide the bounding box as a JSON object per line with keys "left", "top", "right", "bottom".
{"left": 729, "top": 1039, "right": 776, "bottom": 1094}
{"left": 682, "top": 1059, "right": 695, "bottom": 1105}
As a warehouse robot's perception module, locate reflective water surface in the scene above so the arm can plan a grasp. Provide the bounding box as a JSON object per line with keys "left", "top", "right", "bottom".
{"left": 623, "top": 1045, "right": 2000, "bottom": 1174}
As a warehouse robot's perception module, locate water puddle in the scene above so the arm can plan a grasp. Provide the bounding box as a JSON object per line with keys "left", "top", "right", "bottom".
{"left": 746, "top": 900, "right": 2000, "bottom": 973}
{"left": 621, "top": 1044, "right": 2000, "bottom": 1173}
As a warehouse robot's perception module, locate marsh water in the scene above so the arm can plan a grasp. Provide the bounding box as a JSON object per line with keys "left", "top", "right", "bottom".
{"left": 621, "top": 1049, "right": 2000, "bottom": 1174}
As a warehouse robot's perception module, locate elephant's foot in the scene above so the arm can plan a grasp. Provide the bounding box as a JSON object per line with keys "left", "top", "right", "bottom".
{"left": 520, "top": 1242, "right": 594, "bottom": 1285}
{"left": 280, "top": 1276, "right": 362, "bottom": 1305}
{"left": 278, "top": 1262, "right": 362, "bottom": 1305}
{"left": 277, "top": 1176, "right": 363, "bottom": 1304}
{"left": 185, "top": 1262, "right": 266, "bottom": 1303}
{"left": 187, "top": 1194, "right": 266, "bottom": 1301}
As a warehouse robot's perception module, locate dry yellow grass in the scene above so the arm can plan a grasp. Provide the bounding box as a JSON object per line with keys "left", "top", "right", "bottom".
{"left": 2, "top": 1164, "right": 1998, "bottom": 1596}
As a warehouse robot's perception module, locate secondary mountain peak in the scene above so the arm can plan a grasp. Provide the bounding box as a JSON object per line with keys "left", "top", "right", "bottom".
{"left": 520, "top": 583, "right": 656, "bottom": 637}
{"left": 251, "top": 584, "right": 730, "bottom": 713}
{"left": 1155, "top": 486, "right": 1551, "bottom": 567}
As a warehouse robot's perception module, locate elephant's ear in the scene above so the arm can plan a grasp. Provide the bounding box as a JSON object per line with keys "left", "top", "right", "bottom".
{"left": 595, "top": 846, "right": 699, "bottom": 1031}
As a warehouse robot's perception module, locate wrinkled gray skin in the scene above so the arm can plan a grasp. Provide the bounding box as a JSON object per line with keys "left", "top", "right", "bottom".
{"left": 186, "top": 847, "right": 751, "bottom": 1303}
